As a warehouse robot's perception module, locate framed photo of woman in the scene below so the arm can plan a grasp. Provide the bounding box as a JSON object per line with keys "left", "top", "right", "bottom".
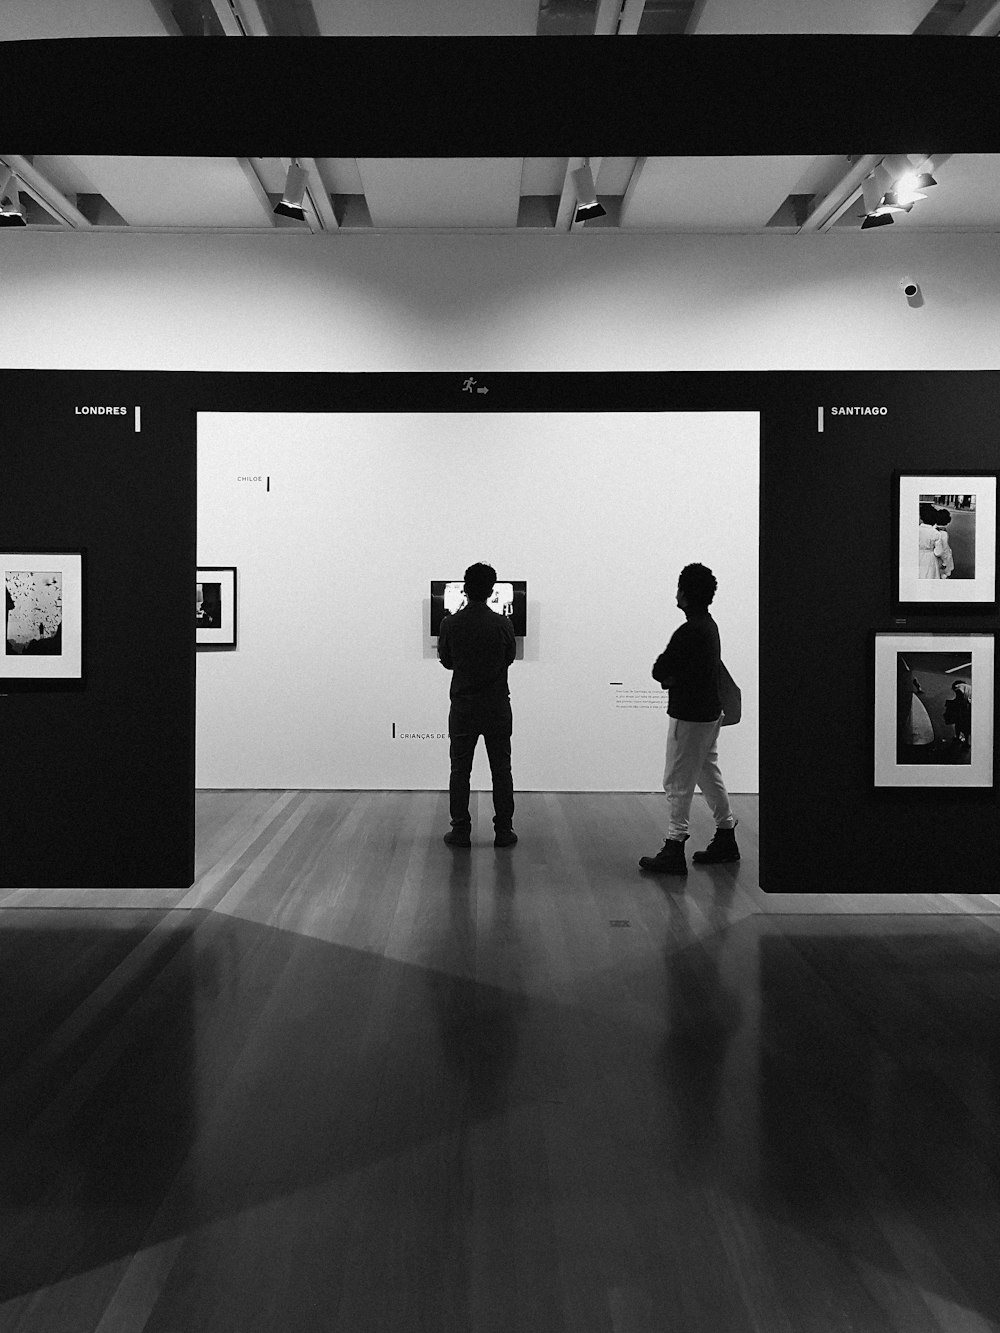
{"left": 874, "top": 631, "right": 994, "bottom": 788}
{"left": 894, "top": 473, "right": 997, "bottom": 612}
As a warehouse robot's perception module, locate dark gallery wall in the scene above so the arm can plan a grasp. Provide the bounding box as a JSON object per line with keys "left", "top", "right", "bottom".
{"left": 1, "top": 369, "right": 998, "bottom": 890}
{"left": 758, "top": 371, "right": 1000, "bottom": 895}
{"left": 0, "top": 372, "right": 196, "bottom": 888}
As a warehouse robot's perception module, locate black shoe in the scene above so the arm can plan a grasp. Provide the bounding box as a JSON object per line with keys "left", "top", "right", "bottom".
{"left": 444, "top": 829, "right": 471, "bottom": 848}
{"left": 494, "top": 829, "right": 518, "bottom": 848}
{"left": 638, "top": 838, "right": 687, "bottom": 874}
{"left": 691, "top": 824, "right": 740, "bottom": 864}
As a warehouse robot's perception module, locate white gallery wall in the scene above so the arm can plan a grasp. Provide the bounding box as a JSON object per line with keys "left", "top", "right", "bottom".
{"left": 2, "top": 229, "right": 1000, "bottom": 373}
{"left": 196, "top": 411, "right": 759, "bottom": 791}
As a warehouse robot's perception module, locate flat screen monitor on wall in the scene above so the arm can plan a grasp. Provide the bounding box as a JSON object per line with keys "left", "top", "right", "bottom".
{"left": 430, "top": 580, "right": 527, "bottom": 637}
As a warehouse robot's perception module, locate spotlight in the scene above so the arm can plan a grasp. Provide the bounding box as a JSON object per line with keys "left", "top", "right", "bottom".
{"left": 0, "top": 166, "right": 26, "bottom": 227}
{"left": 861, "top": 172, "right": 895, "bottom": 227}
{"left": 571, "top": 162, "right": 606, "bottom": 224}
{"left": 273, "top": 160, "right": 308, "bottom": 221}
{"left": 882, "top": 154, "right": 915, "bottom": 182}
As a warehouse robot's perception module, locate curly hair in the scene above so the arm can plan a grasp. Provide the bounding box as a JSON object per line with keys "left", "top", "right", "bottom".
{"left": 463, "top": 562, "right": 497, "bottom": 601}
{"left": 678, "top": 562, "right": 717, "bottom": 608}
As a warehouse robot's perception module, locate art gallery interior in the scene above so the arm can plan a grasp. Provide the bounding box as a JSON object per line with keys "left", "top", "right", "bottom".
{"left": 3, "top": 5, "right": 1000, "bottom": 1330}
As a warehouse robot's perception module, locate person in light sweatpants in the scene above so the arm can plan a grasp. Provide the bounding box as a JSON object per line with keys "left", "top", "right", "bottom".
{"left": 639, "top": 563, "right": 738, "bottom": 877}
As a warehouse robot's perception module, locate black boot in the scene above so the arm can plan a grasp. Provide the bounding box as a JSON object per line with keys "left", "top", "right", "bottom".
{"left": 692, "top": 823, "right": 740, "bottom": 864}
{"left": 639, "top": 838, "right": 687, "bottom": 874}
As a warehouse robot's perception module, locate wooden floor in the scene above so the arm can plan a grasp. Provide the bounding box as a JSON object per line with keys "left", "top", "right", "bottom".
{"left": 3, "top": 791, "right": 1000, "bottom": 1331}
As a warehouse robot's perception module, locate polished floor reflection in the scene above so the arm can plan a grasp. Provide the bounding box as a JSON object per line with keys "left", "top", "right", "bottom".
{"left": 1, "top": 791, "right": 999, "bottom": 1331}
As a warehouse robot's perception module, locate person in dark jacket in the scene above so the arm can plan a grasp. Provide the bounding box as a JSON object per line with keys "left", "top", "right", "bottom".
{"left": 639, "top": 562, "right": 738, "bottom": 876}
{"left": 437, "top": 562, "right": 517, "bottom": 848}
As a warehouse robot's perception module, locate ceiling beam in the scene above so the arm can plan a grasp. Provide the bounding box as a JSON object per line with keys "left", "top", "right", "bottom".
{"left": 239, "top": 158, "right": 278, "bottom": 225}
{"left": 205, "top": 0, "right": 246, "bottom": 36}
{"left": 299, "top": 157, "right": 339, "bottom": 231}
{"left": 593, "top": 0, "right": 624, "bottom": 35}
{"left": 619, "top": 155, "right": 647, "bottom": 228}
{"left": 0, "top": 154, "right": 93, "bottom": 228}
{"left": 797, "top": 155, "right": 886, "bottom": 233}
{"left": 945, "top": 0, "right": 1000, "bottom": 35}
{"left": 616, "top": 0, "right": 648, "bottom": 35}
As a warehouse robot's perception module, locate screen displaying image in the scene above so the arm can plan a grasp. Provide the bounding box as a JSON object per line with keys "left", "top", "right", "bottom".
{"left": 430, "top": 580, "right": 527, "bottom": 636}
{"left": 917, "top": 493, "right": 976, "bottom": 581}
{"left": 5, "top": 570, "right": 63, "bottom": 656}
{"left": 897, "top": 651, "right": 972, "bottom": 765}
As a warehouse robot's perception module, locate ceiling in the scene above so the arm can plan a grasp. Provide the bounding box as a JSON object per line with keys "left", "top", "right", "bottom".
{"left": 1, "top": 0, "right": 998, "bottom": 237}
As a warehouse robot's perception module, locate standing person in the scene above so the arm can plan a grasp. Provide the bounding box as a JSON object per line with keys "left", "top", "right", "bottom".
{"left": 934, "top": 507, "right": 955, "bottom": 578}
{"left": 639, "top": 563, "right": 738, "bottom": 876}
{"left": 437, "top": 562, "right": 518, "bottom": 848}
{"left": 918, "top": 502, "right": 946, "bottom": 579}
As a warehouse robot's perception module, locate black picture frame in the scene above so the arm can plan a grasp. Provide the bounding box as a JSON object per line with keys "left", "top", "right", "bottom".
{"left": 1, "top": 548, "right": 86, "bottom": 692}
{"left": 892, "top": 471, "right": 998, "bottom": 616}
{"left": 872, "top": 629, "right": 995, "bottom": 790}
{"left": 196, "top": 566, "right": 237, "bottom": 648}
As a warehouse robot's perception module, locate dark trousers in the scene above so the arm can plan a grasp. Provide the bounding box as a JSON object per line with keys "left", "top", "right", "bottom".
{"left": 448, "top": 726, "right": 515, "bottom": 831}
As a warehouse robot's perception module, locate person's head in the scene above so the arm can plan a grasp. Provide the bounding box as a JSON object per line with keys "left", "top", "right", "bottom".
{"left": 463, "top": 562, "right": 497, "bottom": 602}
{"left": 676, "top": 562, "right": 717, "bottom": 612}
{"left": 919, "top": 502, "right": 938, "bottom": 525}
{"left": 935, "top": 507, "right": 952, "bottom": 527}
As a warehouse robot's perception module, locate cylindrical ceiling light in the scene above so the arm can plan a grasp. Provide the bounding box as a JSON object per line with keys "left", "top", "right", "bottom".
{"left": 572, "top": 161, "right": 606, "bottom": 223}
{"left": 273, "top": 160, "right": 309, "bottom": 221}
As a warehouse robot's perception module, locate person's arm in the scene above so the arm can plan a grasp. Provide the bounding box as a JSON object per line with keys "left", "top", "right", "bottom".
{"left": 503, "top": 620, "right": 516, "bottom": 666}
{"left": 437, "top": 617, "right": 453, "bottom": 670}
{"left": 651, "top": 626, "right": 685, "bottom": 688}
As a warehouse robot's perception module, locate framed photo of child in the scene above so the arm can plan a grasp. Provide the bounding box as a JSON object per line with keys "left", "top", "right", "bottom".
{"left": 894, "top": 473, "right": 997, "bottom": 613}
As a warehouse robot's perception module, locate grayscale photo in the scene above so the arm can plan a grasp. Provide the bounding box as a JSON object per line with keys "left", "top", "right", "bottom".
{"left": 4, "top": 569, "right": 63, "bottom": 656}
{"left": 196, "top": 580, "right": 222, "bottom": 629}
{"left": 918, "top": 493, "right": 976, "bottom": 580}
{"left": 897, "top": 651, "right": 972, "bottom": 763}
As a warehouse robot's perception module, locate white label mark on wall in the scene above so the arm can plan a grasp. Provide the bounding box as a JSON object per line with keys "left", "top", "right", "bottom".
{"left": 135, "top": 406, "right": 141, "bottom": 433}
{"left": 817, "top": 405, "right": 824, "bottom": 433}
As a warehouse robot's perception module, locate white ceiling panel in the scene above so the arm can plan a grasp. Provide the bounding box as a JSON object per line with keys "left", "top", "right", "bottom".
{"left": 903, "top": 154, "right": 1000, "bottom": 229}
{"left": 311, "top": 0, "right": 540, "bottom": 36}
{"left": 358, "top": 159, "right": 523, "bottom": 227}
{"left": 690, "top": 0, "right": 937, "bottom": 34}
{"left": 66, "top": 156, "right": 272, "bottom": 227}
{"left": 621, "top": 156, "right": 817, "bottom": 230}
{"left": 0, "top": 0, "right": 169, "bottom": 39}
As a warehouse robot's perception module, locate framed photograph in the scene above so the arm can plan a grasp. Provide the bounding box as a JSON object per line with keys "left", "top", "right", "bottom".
{"left": 2, "top": 550, "right": 85, "bottom": 689}
{"left": 429, "top": 579, "right": 527, "bottom": 636}
{"left": 197, "top": 566, "right": 237, "bottom": 647}
{"left": 874, "top": 632, "right": 994, "bottom": 787}
{"left": 894, "top": 473, "right": 997, "bottom": 611}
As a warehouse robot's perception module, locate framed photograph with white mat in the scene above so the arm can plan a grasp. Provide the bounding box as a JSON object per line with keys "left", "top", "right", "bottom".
{"left": 2, "top": 549, "right": 85, "bottom": 689}
{"left": 874, "top": 631, "right": 994, "bottom": 788}
{"left": 894, "top": 473, "right": 997, "bottom": 613}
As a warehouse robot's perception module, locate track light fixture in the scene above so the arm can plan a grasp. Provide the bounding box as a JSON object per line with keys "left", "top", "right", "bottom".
{"left": 0, "top": 166, "right": 26, "bottom": 228}
{"left": 860, "top": 154, "right": 938, "bottom": 230}
{"left": 273, "top": 160, "right": 308, "bottom": 221}
{"left": 572, "top": 161, "right": 606, "bottom": 223}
